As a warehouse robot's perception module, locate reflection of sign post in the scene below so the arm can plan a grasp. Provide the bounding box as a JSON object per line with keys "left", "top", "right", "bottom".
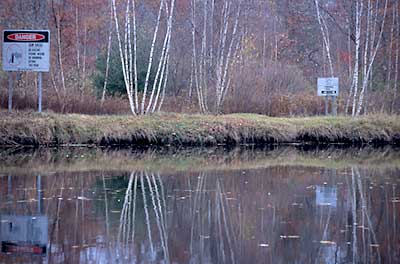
{"left": 316, "top": 186, "right": 337, "bottom": 207}
{"left": 0, "top": 215, "right": 48, "bottom": 255}
{"left": 2, "top": 30, "right": 50, "bottom": 113}
{"left": 318, "top": 78, "right": 339, "bottom": 116}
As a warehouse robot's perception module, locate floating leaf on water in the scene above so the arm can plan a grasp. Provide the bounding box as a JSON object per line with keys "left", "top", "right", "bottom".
{"left": 259, "top": 243, "right": 269, "bottom": 247}
{"left": 280, "top": 235, "right": 300, "bottom": 239}
{"left": 320, "top": 240, "right": 336, "bottom": 245}
{"left": 292, "top": 203, "right": 303, "bottom": 206}
{"left": 72, "top": 245, "right": 80, "bottom": 249}
{"left": 370, "top": 244, "right": 380, "bottom": 248}
{"left": 318, "top": 203, "right": 332, "bottom": 206}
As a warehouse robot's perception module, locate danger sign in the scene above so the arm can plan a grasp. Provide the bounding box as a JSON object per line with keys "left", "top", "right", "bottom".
{"left": 2, "top": 30, "right": 50, "bottom": 72}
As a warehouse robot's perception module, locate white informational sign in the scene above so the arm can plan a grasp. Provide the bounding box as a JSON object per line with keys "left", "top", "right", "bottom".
{"left": 2, "top": 30, "right": 50, "bottom": 72}
{"left": 317, "top": 77, "right": 339, "bottom": 96}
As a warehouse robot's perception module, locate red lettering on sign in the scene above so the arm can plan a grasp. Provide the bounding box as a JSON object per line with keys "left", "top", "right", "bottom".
{"left": 7, "top": 33, "right": 45, "bottom": 42}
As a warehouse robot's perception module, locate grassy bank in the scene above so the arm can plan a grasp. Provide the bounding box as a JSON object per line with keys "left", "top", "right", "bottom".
{"left": 0, "top": 111, "right": 399, "bottom": 147}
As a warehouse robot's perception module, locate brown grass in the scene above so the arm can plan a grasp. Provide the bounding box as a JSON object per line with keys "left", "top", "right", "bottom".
{"left": 0, "top": 111, "right": 399, "bottom": 147}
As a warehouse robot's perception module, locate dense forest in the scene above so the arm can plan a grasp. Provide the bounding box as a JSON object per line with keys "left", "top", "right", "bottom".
{"left": 0, "top": 0, "right": 399, "bottom": 116}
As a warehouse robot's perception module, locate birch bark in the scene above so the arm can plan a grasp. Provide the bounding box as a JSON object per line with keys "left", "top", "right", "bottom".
{"left": 356, "top": 0, "right": 388, "bottom": 116}
{"left": 392, "top": 1, "right": 400, "bottom": 113}
{"left": 141, "top": 0, "right": 165, "bottom": 114}
{"left": 101, "top": 0, "right": 114, "bottom": 104}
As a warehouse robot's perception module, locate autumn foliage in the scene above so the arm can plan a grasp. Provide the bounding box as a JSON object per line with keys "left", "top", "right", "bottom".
{"left": 0, "top": 0, "right": 399, "bottom": 116}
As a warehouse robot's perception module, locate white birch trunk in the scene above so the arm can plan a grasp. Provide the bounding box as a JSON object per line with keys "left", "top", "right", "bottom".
{"left": 111, "top": 0, "right": 135, "bottom": 115}
{"left": 81, "top": 19, "right": 87, "bottom": 98}
{"left": 141, "top": 0, "right": 165, "bottom": 114}
{"left": 158, "top": 54, "right": 170, "bottom": 112}
{"left": 152, "top": 0, "right": 175, "bottom": 113}
{"left": 218, "top": 2, "right": 241, "bottom": 111}
{"left": 351, "top": 0, "right": 363, "bottom": 117}
{"left": 345, "top": 20, "right": 353, "bottom": 114}
{"left": 132, "top": 0, "right": 139, "bottom": 113}
{"left": 191, "top": 0, "right": 206, "bottom": 113}
{"left": 356, "top": 0, "right": 388, "bottom": 116}
{"left": 101, "top": 0, "right": 114, "bottom": 104}
{"left": 392, "top": 2, "right": 399, "bottom": 113}
{"left": 55, "top": 12, "right": 66, "bottom": 94}
{"left": 314, "top": 0, "right": 334, "bottom": 77}
{"left": 147, "top": 0, "right": 175, "bottom": 113}
{"left": 215, "top": 1, "right": 231, "bottom": 112}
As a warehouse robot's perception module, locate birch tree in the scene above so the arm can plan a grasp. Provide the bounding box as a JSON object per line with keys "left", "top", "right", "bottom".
{"left": 101, "top": 0, "right": 114, "bottom": 105}
{"left": 111, "top": 0, "right": 176, "bottom": 115}
{"left": 391, "top": 1, "right": 399, "bottom": 113}
{"left": 348, "top": 0, "right": 363, "bottom": 116}
{"left": 191, "top": 0, "right": 243, "bottom": 114}
{"left": 355, "top": 0, "right": 388, "bottom": 116}
{"left": 314, "top": 0, "right": 334, "bottom": 77}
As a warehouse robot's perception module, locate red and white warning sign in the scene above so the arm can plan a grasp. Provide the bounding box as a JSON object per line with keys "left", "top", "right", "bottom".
{"left": 2, "top": 30, "right": 50, "bottom": 72}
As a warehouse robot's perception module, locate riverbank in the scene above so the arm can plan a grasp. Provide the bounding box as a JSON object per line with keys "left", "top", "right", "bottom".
{"left": 0, "top": 111, "right": 399, "bottom": 147}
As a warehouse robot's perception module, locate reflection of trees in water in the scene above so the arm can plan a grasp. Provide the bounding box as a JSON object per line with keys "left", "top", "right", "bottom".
{"left": 115, "top": 172, "right": 170, "bottom": 263}
{"left": 0, "top": 166, "right": 399, "bottom": 263}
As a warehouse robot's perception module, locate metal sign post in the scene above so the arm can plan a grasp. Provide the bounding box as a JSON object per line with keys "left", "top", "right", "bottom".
{"left": 2, "top": 30, "right": 50, "bottom": 113}
{"left": 8, "top": 73, "right": 13, "bottom": 112}
{"left": 318, "top": 77, "right": 339, "bottom": 116}
{"left": 38, "top": 72, "right": 42, "bottom": 113}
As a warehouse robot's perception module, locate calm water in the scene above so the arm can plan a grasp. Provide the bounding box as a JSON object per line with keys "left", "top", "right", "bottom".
{"left": 0, "top": 147, "right": 399, "bottom": 264}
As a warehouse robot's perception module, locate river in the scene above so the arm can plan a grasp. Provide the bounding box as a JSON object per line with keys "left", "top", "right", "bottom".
{"left": 0, "top": 146, "right": 399, "bottom": 263}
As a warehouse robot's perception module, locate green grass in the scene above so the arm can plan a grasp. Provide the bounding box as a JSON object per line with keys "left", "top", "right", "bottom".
{"left": 0, "top": 111, "right": 399, "bottom": 146}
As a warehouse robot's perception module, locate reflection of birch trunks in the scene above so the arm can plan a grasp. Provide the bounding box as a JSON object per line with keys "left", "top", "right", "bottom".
{"left": 189, "top": 174, "right": 236, "bottom": 263}
{"left": 116, "top": 171, "right": 169, "bottom": 262}
{"left": 354, "top": 167, "right": 382, "bottom": 264}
